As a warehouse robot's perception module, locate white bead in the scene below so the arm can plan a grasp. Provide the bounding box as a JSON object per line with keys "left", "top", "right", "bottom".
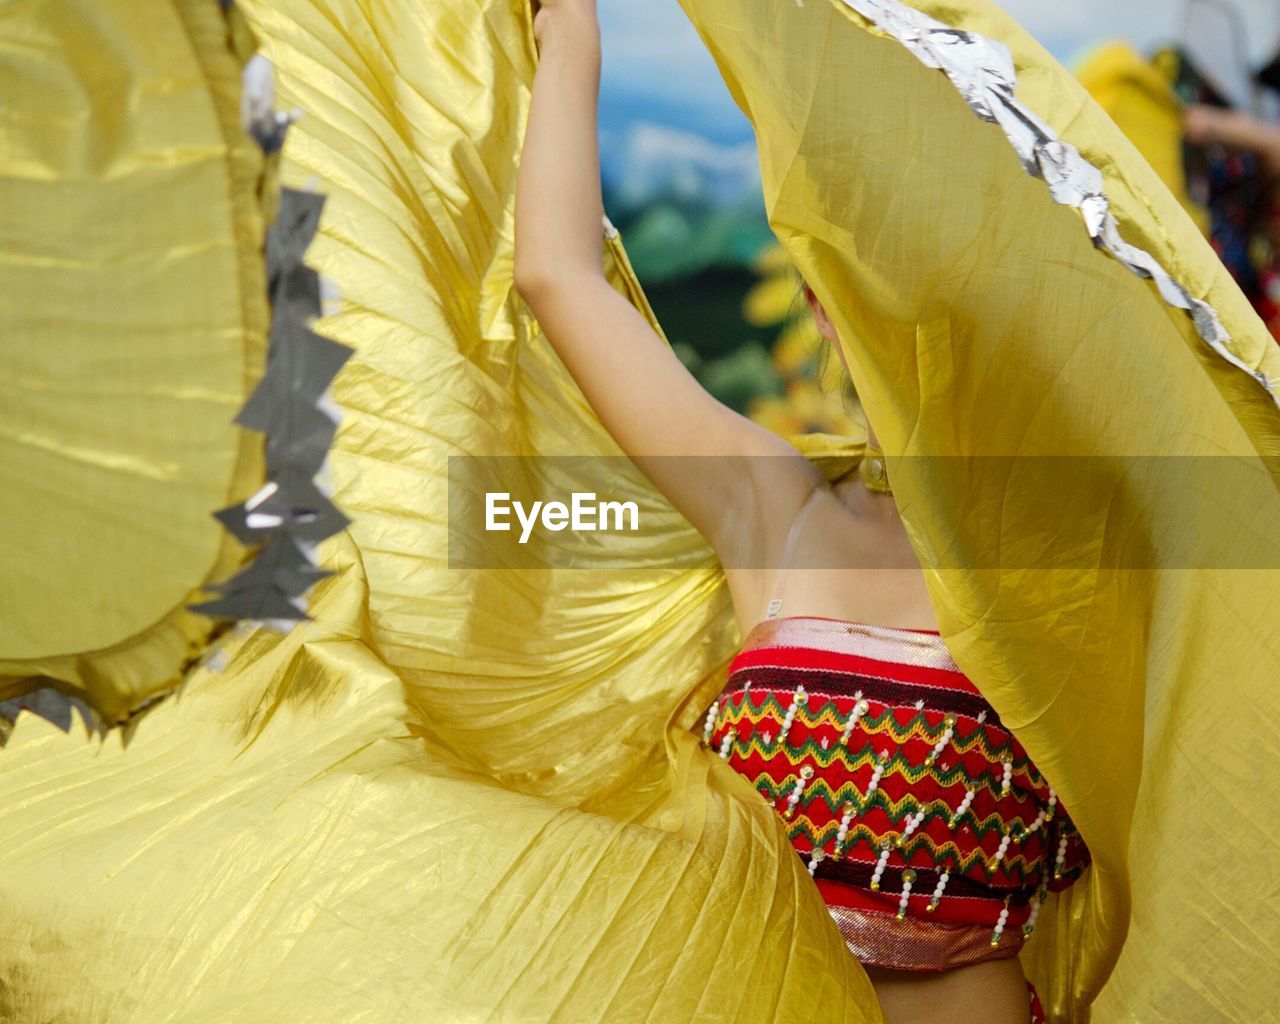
{"left": 840, "top": 696, "right": 869, "bottom": 747}
{"left": 950, "top": 788, "right": 975, "bottom": 827}
{"left": 778, "top": 686, "right": 806, "bottom": 744}
{"left": 896, "top": 870, "right": 916, "bottom": 919}
{"left": 928, "top": 870, "right": 950, "bottom": 911}
{"left": 834, "top": 802, "right": 857, "bottom": 856}
{"left": 1024, "top": 894, "right": 1042, "bottom": 936}
{"left": 718, "top": 730, "right": 735, "bottom": 760}
{"left": 929, "top": 715, "right": 956, "bottom": 762}
{"left": 701, "top": 701, "right": 719, "bottom": 743}
{"left": 870, "top": 841, "right": 892, "bottom": 890}
{"left": 865, "top": 749, "right": 891, "bottom": 796}
{"left": 990, "top": 901, "right": 1010, "bottom": 947}
{"left": 1055, "top": 836, "right": 1070, "bottom": 875}
{"left": 991, "top": 829, "right": 1012, "bottom": 866}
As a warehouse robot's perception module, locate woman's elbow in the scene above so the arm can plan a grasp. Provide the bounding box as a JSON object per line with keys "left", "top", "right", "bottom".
{"left": 514, "top": 261, "right": 600, "bottom": 315}
{"left": 513, "top": 257, "right": 554, "bottom": 306}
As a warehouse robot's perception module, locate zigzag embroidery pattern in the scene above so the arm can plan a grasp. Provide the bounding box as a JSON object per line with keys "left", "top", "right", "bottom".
{"left": 779, "top": 810, "right": 1043, "bottom": 880}
{"left": 717, "top": 695, "right": 1045, "bottom": 797}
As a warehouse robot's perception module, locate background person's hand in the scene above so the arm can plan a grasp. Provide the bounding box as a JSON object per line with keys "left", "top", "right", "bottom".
{"left": 1184, "top": 103, "right": 1280, "bottom": 174}
{"left": 1184, "top": 103, "right": 1237, "bottom": 146}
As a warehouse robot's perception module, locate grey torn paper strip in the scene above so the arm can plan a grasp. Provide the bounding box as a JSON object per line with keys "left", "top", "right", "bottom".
{"left": 0, "top": 688, "right": 104, "bottom": 746}
{"left": 190, "top": 46, "right": 354, "bottom": 630}
{"left": 835, "top": 0, "right": 1279, "bottom": 406}
{"left": 190, "top": 535, "right": 329, "bottom": 616}
{"left": 193, "top": 186, "right": 354, "bottom": 625}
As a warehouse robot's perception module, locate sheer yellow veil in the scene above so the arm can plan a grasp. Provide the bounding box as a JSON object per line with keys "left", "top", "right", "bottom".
{"left": 675, "top": 0, "right": 1280, "bottom": 1019}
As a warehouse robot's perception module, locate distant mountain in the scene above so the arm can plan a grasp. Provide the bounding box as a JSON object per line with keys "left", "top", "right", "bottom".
{"left": 600, "top": 121, "right": 772, "bottom": 282}
{"left": 617, "top": 200, "right": 773, "bottom": 283}
{"left": 601, "top": 121, "right": 762, "bottom": 213}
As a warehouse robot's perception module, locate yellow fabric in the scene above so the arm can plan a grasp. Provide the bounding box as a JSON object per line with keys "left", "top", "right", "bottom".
{"left": 1075, "top": 42, "right": 1210, "bottom": 234}
{"left": 0, "top": 1, "right": 879, "bottom": 1021}
{"left": 3, "top": 2, "right": 1279, "bottom": 1024}
{"left": 0, "top": 0, "right": 269, "bottom": 723}
{"left": 676, "top": 0, "right": 1280, "bottom": 1020}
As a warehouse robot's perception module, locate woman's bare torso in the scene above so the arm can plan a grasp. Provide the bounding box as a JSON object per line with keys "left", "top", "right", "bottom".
{"left": 726, "top": 475, "right": 940, "bottom": 636}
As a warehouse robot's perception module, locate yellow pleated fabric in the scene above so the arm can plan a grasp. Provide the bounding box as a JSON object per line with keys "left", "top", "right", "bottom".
{"left": 0, "top": 0, "right": 269, "bottom": 723}
{"left": 0, "top": 1, "right": 880, "bottom": 1021}
{"left": 675, "top": 0, "right": 1280, "bottom": 1020}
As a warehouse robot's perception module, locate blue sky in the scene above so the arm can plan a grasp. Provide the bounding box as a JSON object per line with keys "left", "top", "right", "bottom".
{"left": 599, "top": 0, "right": 1280, "bottom": 144}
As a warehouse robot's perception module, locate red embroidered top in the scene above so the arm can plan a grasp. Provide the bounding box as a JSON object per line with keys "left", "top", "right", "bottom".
{"left": 704, "top": 616, "right": 1089, "bottom": 971}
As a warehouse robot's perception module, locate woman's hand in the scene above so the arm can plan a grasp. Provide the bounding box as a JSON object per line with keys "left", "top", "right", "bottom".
{"left": 532, "top": 0, "right": 597, "bottom": 44}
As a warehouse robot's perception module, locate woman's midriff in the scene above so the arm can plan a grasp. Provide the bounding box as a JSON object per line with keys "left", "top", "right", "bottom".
{"left": 864, "top": 959, "right": 1034, "bottom": 1024}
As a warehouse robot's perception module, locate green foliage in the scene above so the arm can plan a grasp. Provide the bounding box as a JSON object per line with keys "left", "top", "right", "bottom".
{"left": 605, "top": 188, "right": 786, "bottom": 414}
{"left": 697, "top": 342, "right": 783, "bottom": 411}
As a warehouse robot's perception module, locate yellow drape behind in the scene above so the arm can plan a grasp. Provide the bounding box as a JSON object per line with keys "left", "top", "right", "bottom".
{"left": 1075, "top": 42, "right": 1208, "bottom": 234}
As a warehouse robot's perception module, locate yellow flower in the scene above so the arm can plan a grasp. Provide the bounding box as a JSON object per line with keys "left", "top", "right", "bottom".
{"left": 743, "top": 272, "right": 801, "bottom": 328}
{"left": 743, "top": 243, "right": 863, "bottom": 437}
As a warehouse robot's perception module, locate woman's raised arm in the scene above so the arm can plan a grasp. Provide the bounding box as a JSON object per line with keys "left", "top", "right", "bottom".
{"left": 514, "top": 0, "right": 819, "bottom": 555}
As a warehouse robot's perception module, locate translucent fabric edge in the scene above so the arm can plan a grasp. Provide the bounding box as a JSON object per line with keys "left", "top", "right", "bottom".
{"left": 834, "top": 0, "right": 1280, "bottom": 408}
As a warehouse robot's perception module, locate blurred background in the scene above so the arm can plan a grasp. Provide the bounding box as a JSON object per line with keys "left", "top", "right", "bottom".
{"left": 598, "top": 0, "right": 1280, "bottom": 436}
